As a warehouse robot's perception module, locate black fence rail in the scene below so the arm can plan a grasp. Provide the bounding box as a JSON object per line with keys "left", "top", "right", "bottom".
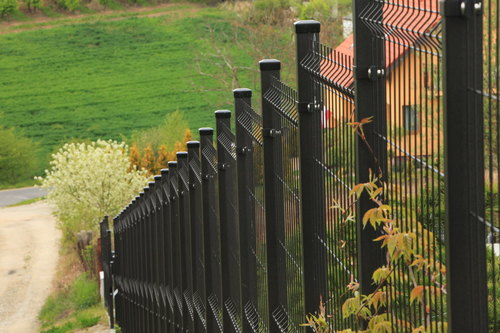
{"left": 106, "top": 1, "right": 498, "bottom": 331}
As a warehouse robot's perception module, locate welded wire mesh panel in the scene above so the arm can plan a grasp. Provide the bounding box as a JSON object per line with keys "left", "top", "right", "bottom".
{"left": 264, "top": 76, "right": 304, "bottom": 332}
{"left": 236, "top": 100, "right": 270, "bottom": 332}
{"left": 188, "top": 147, "right": 207, "bottom": 330}
{"left": 301, "top": 40, "right": 359, "bottom": 329}
{"left": 216, "top": 114, "right": 243, "bottom": 333}
{"left": 480, "top": 0, "right": 499, "bottom": 330}
{"left": 237, "top": 101, "right": 264, "bottom": 146}
{"left": 201, "top": 135, "right": 224, "bottom": 332}
{"left": 360, "top": 0, "right": 447, "bottom": 330}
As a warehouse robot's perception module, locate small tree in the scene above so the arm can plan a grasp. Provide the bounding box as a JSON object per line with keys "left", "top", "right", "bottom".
{"left": 0, "top": 126, "right": 38, "bottom": 185}
{"left": 131, "top": 110, "right": 189, "bottom": 152}
{"left": 0, "top": 0, "right": 18, "bottom": 16}
{"left": 182, "top": 129, "right": 193, "bottom": 148}
{"left": 37, "top": 140, "right": 149, "bottom": 242}
{"left": 155, "top": 145, "right": 170, "bottom": 175}
{"left": 141, "top": 145, "right": 156, "bottom": 175}
{"left": 128, "top": 143, "right": 142, "bottom": 171}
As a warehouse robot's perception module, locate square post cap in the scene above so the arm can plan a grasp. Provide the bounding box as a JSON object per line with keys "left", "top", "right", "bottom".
{"left": 215, "top": 110, "right": 231, "bottom": 119}
{"left": 199, "top": 127, "right": 214, "bottom": 136}
{"left": 176, "top": 151, "right": 188, "bottom": 158}
{"left": 187, "top": 141, "right": 200, "bottom": 148}
{"left": 233, "top": 88, "right": 252, "bottom": 98}
{"left": 168, "top": 161, "right": 177, "bottom": 168}
{"left": 294, "top": 20, "right": 321, "bottom": 33}
{"left": 259, "top": 59, "right": 281, "bottom": 71}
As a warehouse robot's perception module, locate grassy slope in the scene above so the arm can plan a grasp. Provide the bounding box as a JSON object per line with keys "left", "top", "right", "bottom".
{"left": 0, "top": 4, "right": 255, "bottom": 171}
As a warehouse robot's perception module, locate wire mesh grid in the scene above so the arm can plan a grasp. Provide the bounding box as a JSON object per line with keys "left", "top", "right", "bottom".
{"left": 218, "top": 122, "right": 238, "bottom": 160}
{"left": 263, "top": 76, "right": 305, "bottom": 332}
{"left": 264, "top": 76, "right": 299, "bottom": 126}
{"left": 237, "top": 100, "right": 264, "bottom": 146}
{"left": 477, "top": 0, "right": 499, "bottom": 330}
{"left": 201, "top": 133, "right": 224, "bottom": 333}
{"left": 302, "top": 39, "right": 355, "bottom": 98}
{"left": 236, "top": 99, "right": 270, "bottom": 332}
{"left": 359, "top": 0, "right": 446, "bottom": 330}
{"left": 304, "top": 49, "right": 359, "bottom": 328}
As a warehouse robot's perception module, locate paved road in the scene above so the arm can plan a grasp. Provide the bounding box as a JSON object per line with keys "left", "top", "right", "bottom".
{"left": 0, "top": 201, "right": 60, "bottom": 332}
{"left": 0, "top": 187, "right": 47, "bottom": 207}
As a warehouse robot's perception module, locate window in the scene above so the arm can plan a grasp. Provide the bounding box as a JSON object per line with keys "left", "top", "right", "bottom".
{"left": 404, "top": 105, "right": 419, "bottom": 132}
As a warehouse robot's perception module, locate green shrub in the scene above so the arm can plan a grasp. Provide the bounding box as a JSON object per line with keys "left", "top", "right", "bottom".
{"left": 299, "top": 0, "right": 336, "bottom": 21}
{"left": 0, "top": 0, "right": 18, "bottom": 16}
{"left": 254, "top": 0, "right": 293, "bottom": 11}
{"left": 0, "top": 126, "right": 38, "bottom": 186}
{"left": 131, "top": 110, "right": 189, "bottom": 152}
{"left": 70, "top": 273, "right": 99, "bottom": 310}
{"left": 57, "top": 0, "right": 80, "bottom": 11}
{"left": 245, "top": 0, "right": 297, "bottom": 25}
{"left": 23, "top": 0, "right": 41, "bottom": 12}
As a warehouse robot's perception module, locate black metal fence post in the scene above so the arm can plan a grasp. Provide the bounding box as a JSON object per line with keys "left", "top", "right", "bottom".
{"left": 100, "top": 216, "right": 114, "bottom": 328}
{"left": 168, "top": 161, "right": 185, "bottom": 332}
{"left": 139, "top": 189, "right": 148, "bottom": 333}
{"left": 352, "top": 0, "right": 386, "bottom": 302}
{"left": 187, "top": 140, "right": 207, "bottom": 332}
{"left": 148, "top": 180, "right": 160, "bottom": 333}
{"left": 112, "top": 216, "right": 121, "bottom": 328}
{"left": 234, "top": 88, "right": 258, "bottom": 333}
{"left": 144, "top": 185, "right": 154, "bottom": 333}
{"left": 260, "top": 59, "right": 288, "bottom": 333}
{"left": 215, "top": 110, "right": 243, "bottom": 333}
{"left": 443, "top": 0, "right": 488, "bottom": 330}
{"left": 200, "top": 127, "right": 223, "bottom": 332}
{"left": 161, "top": 168, "right": 176, "bottom": 332}
{"left": 137, "top": 193, "right": 145, "bottom": 333}
{"left": 177, "top": 151, "right": 196, "bottom": 333}
{"left": 294, "top": 20, "right": 328, "bottom": 318}
{"left": 153, "top": 175, "right": 167, "bottom": 332}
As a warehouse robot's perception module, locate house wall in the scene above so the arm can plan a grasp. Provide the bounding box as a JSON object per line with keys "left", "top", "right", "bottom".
{"left": 322, "top": 51, "right": 443, "bottom": 162}
{"left": 385, "top": 51, "right": 442, "bottom": 159}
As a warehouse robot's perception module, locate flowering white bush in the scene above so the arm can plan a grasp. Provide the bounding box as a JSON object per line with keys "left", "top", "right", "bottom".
{"left": 37, "top": 140, "right": 149, "bottom": 241}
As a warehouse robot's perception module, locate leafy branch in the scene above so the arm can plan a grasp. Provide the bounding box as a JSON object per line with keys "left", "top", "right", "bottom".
{"left": 304, "top": 117, "right": 447, "bottom": 333}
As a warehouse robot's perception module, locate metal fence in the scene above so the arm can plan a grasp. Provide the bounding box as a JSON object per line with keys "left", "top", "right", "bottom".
{"left": 104, "top": 0, "right": 499, "bottom": 331}
{"left": 100, "top": 216, "right": 114, "bottom": 328}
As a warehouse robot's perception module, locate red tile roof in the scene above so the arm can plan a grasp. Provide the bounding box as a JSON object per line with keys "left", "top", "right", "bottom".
{"left": 323, "top": 0, "right": 440, "bottom": 88}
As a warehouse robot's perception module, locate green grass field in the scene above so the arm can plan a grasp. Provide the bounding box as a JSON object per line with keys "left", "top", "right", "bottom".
{"left": 0, "top": 4, "right": 256, "bottom": 174}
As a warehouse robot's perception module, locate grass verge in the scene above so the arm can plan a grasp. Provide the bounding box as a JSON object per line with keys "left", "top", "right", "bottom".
{"left": 7, "top": 196, "right": 45, "bottom": 207}
{"left": 38, "top": 245, "right": 108, "bottom": 333}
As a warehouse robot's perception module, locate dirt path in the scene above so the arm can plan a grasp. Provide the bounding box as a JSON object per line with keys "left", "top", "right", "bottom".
{"left": 0, "top": 201, "right": 60, "bottom": 333}
{"left": 0, "top": 3, "right": 202, "bottom": 34}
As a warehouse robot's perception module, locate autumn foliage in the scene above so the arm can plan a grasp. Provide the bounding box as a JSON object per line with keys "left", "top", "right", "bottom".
{"left": 129, "top": 129, "right": 193, "bottom": 175}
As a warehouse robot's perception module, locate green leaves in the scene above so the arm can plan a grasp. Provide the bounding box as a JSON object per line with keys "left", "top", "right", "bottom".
{"left": 362, "top": 205, "right": 391, "bottom": 228}
{"left": 342, "top": 294, "right": 362, "bottom": 319}
{"left": 372, "top": 267, "right": 391, "bottom": 285}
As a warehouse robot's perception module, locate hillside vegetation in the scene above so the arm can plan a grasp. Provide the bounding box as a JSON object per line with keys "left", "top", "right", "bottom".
{"left": 0, "top": 4, "right": 258, "bottom": 176}
{"left": 0, "top": 0, "right": 348, "bottom": 186}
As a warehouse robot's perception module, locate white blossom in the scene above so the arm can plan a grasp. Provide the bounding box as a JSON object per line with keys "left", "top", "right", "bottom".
{"left": 37, "top": 140, "right": 149, "bottom": 240}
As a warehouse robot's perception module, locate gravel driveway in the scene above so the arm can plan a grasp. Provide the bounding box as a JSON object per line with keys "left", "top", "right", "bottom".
{"left": 0, "top": 201, "right": 60, "bottom": 333}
